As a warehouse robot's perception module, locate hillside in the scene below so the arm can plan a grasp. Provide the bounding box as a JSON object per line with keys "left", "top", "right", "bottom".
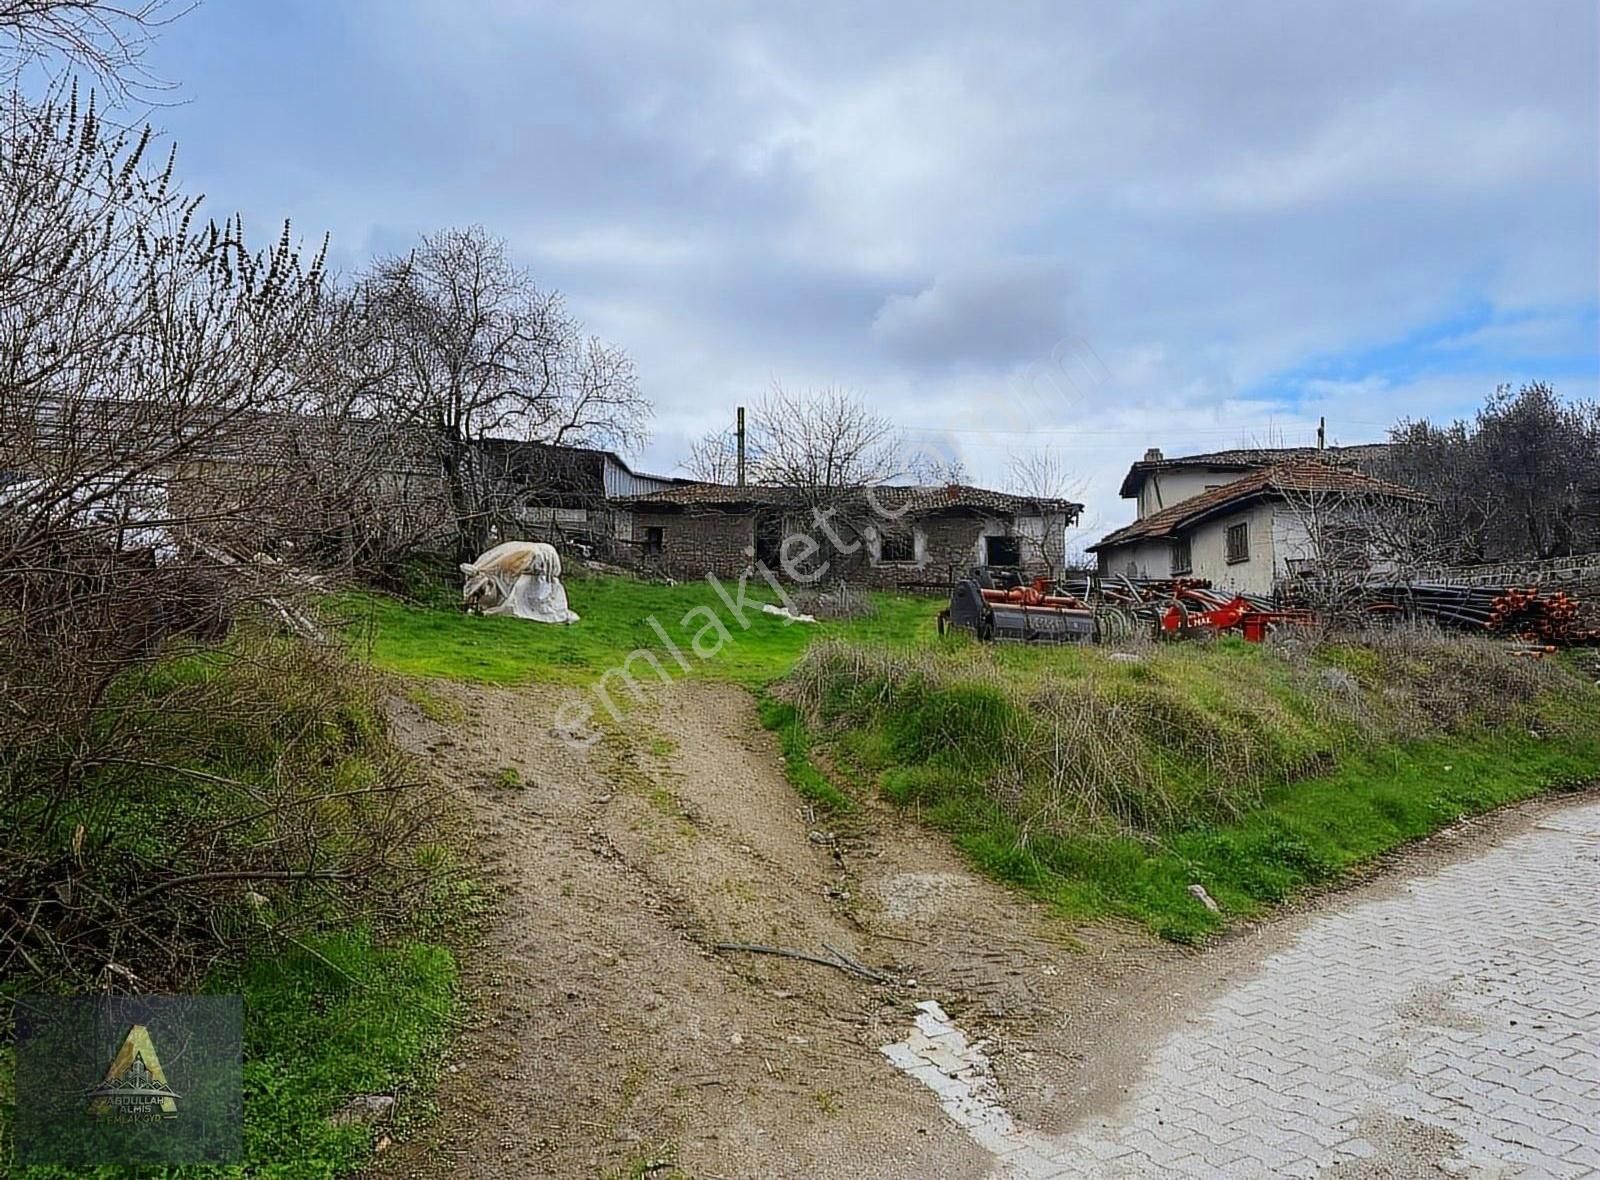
{"left": 328, "top": 572, "right": 1600, "bottom": 1177}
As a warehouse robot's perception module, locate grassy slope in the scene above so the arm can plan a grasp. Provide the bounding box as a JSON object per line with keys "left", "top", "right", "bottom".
{"left": 0, "top": 638, "right": 464, "bottom": 1178}
{"left": 930, "top": 729, "right": 1597, "bottom": 942}
{"left": 791, "top": 637, "right": 1600, "bottom": 941}
{"left": 339, "top": 572, "right": 935, "bottom": 686}
{"left": 344, "top": 573, "right": 1600, "bottom": 947}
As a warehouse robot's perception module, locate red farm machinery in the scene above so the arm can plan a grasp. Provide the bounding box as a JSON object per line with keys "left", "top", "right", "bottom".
{"left": 939, "top": 568, "right": 1314, "bottom": 646}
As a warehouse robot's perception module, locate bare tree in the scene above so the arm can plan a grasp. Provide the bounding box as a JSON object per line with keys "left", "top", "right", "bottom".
{"left": 0, "top": 0, "right": 191, "bottom": 100}
{"left": 684, "top": 425, "right": 742, "bottom": 484}
{"left": 686, "top": 385, "right": 902, "bottom": 496}
{"left": 354, "top": 226, "right": 649, "bottom": 560}
{"left": 913, "top": 450, "right": 969, "bottom": 486}
{"left": 1005, "top": 445, "right": 1083, "bottom": 578}
{"left": 1276, "top": 481, "right": 1438, "bottom": 618}
{"left": 267, "top": 281, "right": 455, "bottom": 571}
{"left": 0, "top": 89, "right": 407, "bottom": 984}
{"left": 751, "top": 385, "right": 899, "bottom": 493}
{"left": 1008, "top": 445, "right": 1079, "bottom": 502}
{"left": 0, "top": 83, "right": 329, "bottom": 665}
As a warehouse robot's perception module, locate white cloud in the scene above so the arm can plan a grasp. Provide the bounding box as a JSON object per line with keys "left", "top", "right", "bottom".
{"left": 1434, "top": 310, "right": 1599, "bottom": 359}
{"left": 869, "top": 261, "right": 1078, "bottom": 369}
{"left": 145, "top": 0, "right": 1598, "bottom": 520}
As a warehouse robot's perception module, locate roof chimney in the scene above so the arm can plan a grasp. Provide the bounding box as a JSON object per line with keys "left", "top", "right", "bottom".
{"left": 1144, "top": 448, "right": 1164, "bottom": 463}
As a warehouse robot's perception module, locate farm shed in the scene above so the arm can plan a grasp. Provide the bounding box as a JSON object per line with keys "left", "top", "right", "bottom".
{"left": 614, "top": 482, "right": 1083, "bottom": 588}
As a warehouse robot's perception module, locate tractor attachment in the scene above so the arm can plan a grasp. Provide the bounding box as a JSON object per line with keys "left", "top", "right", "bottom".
{"left": 939, "top": 568, "right": 1096, "bottom": 644}
{"left": 1158, "top": 596, "right": 1315, "bottom": 642}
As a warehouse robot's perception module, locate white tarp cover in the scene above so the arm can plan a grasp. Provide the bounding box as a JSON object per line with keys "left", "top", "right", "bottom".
{"left": 460, "top": 540, "right": 579, "bottom": 624}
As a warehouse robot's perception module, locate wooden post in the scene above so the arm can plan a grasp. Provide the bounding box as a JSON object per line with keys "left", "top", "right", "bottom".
{"left": 736, "top": 406, "right": 746, "bottom": 487}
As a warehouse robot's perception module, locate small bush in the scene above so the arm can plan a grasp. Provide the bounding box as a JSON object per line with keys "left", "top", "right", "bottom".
{"left": 0, "top": 628, "right": 463, "bottom": 992}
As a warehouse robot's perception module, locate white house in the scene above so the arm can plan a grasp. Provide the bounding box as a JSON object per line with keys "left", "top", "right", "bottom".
{"left": 1117, "top": 444, "right": 1394, "bottom": 520}
{"left": 1089, "top": 456, "right": 1426, "bottom": 596}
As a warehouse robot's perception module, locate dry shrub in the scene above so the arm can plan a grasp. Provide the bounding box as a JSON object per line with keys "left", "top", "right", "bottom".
{"left": 788, "top": 579, "right": 877, "bottom": 621}
{"left": 0, "top": 626, "right": 459, "bottom": 991}
{"left": 788, "top": 626, "right": 1589, "bottom": 841}
{"left": 0, "top": 88, "right": 469, "bottom": 993}
{"left": 1279, "top": 622, "right": 1558, "bottom": 739}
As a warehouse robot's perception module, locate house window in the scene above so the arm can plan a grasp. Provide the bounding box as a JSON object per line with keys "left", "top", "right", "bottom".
{"left": 984, "top": 535, "right": 1022, "bottom": 567}
{"left": 1170, "top": 536, "right": 1192, "bottom": 575}
{"left": 643, "top": 526, "right": 663, "bottom": 556}
{"left": 1225, "top": 522, "right": 1250, "bottom": 564}
{"left": 879, "top": 528, "right": 916, "bottom": 564}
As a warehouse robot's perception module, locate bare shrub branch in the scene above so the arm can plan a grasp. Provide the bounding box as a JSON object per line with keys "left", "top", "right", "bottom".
{"left": 0, "top": 0, "right": 192, "bottom": 101}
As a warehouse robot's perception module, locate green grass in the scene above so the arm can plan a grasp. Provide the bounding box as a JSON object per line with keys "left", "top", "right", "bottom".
{"left": 785, "top": 631, "right": 1600, "bottom": 942}
{"left": 222, "top": 933, "right": 457, "bottom": 1180}
{"left": 757, "top": 696, "right": 852, "bottom": 812}
{"left": 928, "top": 729, "right": 1598, "bottom": 942}
{"left": 342, "top": 573, "right": 1600, "bottom": 946}
{"left": 0, "top": 933, "right": 457, "bottom": 1179}
{"left": 339, "top": 573, "right": 936, "bottom": 688}
{"left": 0, "top": 632, "right": 466, "bottom": 1179}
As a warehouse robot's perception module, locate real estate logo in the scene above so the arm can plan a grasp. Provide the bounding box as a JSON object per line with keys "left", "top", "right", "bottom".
{"left": 13, "top": 994, "right": 242, "bottom": 1165}
{"left": 86, "top": 1024, "right": 181, "bottom": 1122}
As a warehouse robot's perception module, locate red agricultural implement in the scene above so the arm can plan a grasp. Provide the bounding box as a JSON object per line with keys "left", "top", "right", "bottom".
{"left": 939, "top": 569, "right": 1096, "bottom": 643}
{"left": 939, "top": 569, "right": 1315, "bottom": 644}
{"left": 1158, "top": 595, "right": 1315, "bottom": 642}
{"left": 946, "top": 567, "right": 1599, "bottom": 651}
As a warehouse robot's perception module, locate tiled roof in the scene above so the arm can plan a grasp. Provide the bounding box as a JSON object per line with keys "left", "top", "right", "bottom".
{"left": 1089, "top": 459, "right": 1426, "bottom": 552}
{"left": 613, "top": 482, "right": 795, "bottom": 507}
{"left": 1117, "top": 443, "right": 1393, "bottom": 498}
{"left": 616, "top": 481, "right": 1083, "bottom": 517}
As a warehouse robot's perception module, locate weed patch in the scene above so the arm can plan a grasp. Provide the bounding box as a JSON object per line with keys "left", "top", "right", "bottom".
{"left": 785, "top": 629, "right": 1600, "bottom": 941}
{"left": 758, "top": 696, "right": 852, "bottom": 812}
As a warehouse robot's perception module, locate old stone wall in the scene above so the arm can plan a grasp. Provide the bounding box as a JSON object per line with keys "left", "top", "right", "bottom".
{"left": 632, "top": 510, "right": 754, "bottom": 579}
{"left": 621, "top": 505, "right": 1067, "bottom": 590}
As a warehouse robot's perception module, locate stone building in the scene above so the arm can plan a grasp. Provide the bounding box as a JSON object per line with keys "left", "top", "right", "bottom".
{"left": 613, "top": 482, "right": 1083, "bottom": 588}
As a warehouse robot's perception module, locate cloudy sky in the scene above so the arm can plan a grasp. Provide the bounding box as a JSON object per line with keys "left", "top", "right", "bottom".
{"left": 141, "top": 1, "right": 1598, "bottom": 542}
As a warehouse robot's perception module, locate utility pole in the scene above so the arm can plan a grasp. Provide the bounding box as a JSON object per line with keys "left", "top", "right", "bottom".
{"left": 735, "top": 406, "right": 746, "bottom": 487}
{"left": 1317, "top": 416, "right": 1326, "bottom": 451}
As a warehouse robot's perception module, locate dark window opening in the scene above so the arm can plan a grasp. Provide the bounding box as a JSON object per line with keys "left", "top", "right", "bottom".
{"left": 754, "top": 511, "right": 783, "bottom": 568}
{"left": 879, "top": 528, "right": 915, "bottom": 563}
{"left": 643, "top": 526, "right": 663, "bottom": 556}
{"left": 1226, "top": 522, "right": 1250, "bottom": 564}
{"left": 1170, "top": 537, "right": 1192, "bottom": 575}
{"left": 984, "top": 535, "right": 1022, "bottom": 567}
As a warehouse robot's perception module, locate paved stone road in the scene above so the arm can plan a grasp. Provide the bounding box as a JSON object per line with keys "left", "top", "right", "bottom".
{"left": 1002, "top": 798, "right": 1600, "bottom": 1179}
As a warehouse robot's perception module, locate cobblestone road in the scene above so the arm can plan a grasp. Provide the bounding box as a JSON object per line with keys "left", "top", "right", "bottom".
{"left": 1005, "top": 798, "right": 1600, "bottom": 1179}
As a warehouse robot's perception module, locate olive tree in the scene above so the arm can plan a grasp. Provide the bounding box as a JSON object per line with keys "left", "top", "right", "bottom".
{"left": 1381, "top": 383, "right": 1600, "bottom": 562}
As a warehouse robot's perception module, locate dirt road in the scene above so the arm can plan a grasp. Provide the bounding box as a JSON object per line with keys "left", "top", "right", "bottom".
{"left": 368, "top": 679, "right": 1146, "bottom": 1180}
{"left": 366, "top": 678, "right": 1596, "bottom": 1179}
